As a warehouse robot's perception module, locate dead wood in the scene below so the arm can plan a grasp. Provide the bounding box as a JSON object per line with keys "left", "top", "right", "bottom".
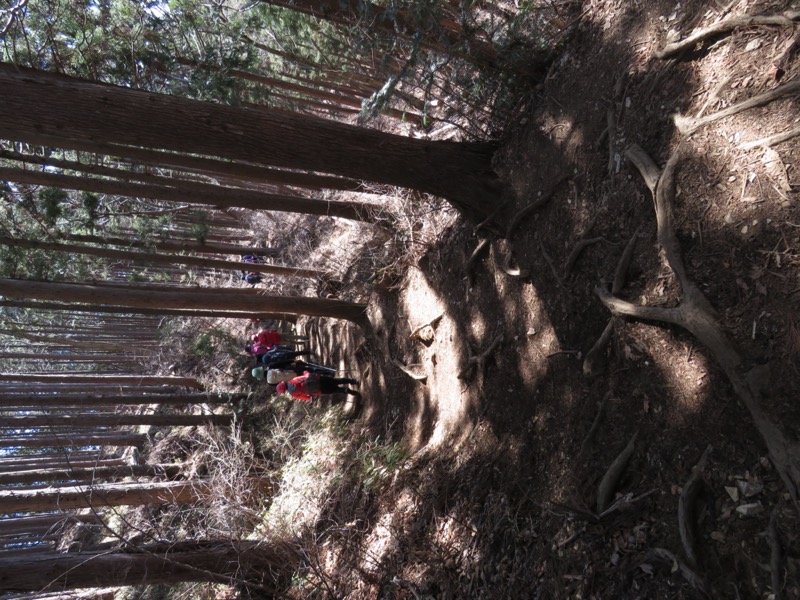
{"left": 678, "top": 445, "right": 712, "bottom": 569}
{"left": 595, "top": 142, "right": 800, "bottom": 502}
{"left": 645, "top": 547, "right": 710, "bottom": 596}
{"left": 740, "top": 125, "right": 800, "bottom": 149}
{"left": 458, "top": 334, "right": 503, "bottom": 380}
{"left": 596, "top": 430, "right": 637, "bottom": 514}
{"left": 768, "top": 507, "right": 784, "bottom": 600}
{"left": 564, "top": 237, "right": 606, "bottom": 277}
{"left": 675, "top": 78, "right": 800, "bottom": 135}
{"left": 655, "top": 11, "right": 800, "bottom": 59}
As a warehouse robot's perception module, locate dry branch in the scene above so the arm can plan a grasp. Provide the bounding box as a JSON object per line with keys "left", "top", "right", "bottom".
{"left": 655, "top": 11, "right": 800, "bottom": 59}
{"left": 675, "top": 79, "right": 800, "bottom": 135}
{"left": 678, "top": 445, "right": 712, "bottom": 569}
{"left": 596, "top": 431, "right": 637, "bottom": 514}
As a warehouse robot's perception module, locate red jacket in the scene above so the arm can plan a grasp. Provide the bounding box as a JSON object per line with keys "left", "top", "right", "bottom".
{"left": 253, "top": 330, "right": 281, "bottom": 347}
{"left": 280, "top": 372, "right": 321, "bottom": 401}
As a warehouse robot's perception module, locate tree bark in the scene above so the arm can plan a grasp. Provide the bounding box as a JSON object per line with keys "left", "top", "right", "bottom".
{"left": 0, "top": 278, "right": 368, "bottom": 324}
{"left": 0, "top": 413, "right": 231, "bottom": 428}
{"left": 0, "top": 463, "right": 181, "bottom": 485}
{"left": 0, "top": 540, "right": 295, "bottom": 592}
{"left": 0, "top": 432, "right": 147, "bottom": 449}
{"left": 0, "top": 392, "right": 246, "bottom": 407}
{"left": 0, "top": 64, "right": 504, "bottom": 219}
{"left": 0, "top": 373, "right": 203, "bottom": 389}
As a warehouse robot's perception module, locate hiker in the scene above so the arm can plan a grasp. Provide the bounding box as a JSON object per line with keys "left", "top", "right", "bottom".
{"left": 275, "top": 371, "right": 359, "bottom": 401}
{"left": 241, "top": 271, "right": 263, "bottom": 286}
{"left": 251, "top": 366, "right": 302, "bottom": 384}
{"left": 252, "top": 329, "right": 308, "bottom": 347}
{"left": 241, "top": 254, "right": 266, "bottom": 264}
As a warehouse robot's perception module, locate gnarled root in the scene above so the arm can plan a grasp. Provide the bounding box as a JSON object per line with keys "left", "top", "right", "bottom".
{"left": 655, "top": 10, "right": 800, "bottom": 60}
{"left": 597, "top": 142, "right": 800, "bottom": 502}
{"left": 458, "top": 334, "right": 504, "bottom": 380}
{"left": 645, "top": 547, "right": 710, "bottom": 596}
{"left": 596, "top": 430, "right": 637, "bottom": 514}
{"left": 678, "top": 445, "right": 712, "bottom": 570}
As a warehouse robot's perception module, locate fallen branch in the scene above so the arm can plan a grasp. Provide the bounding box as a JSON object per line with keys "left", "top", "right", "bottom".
{"left": 458, "top": 334, "right": 504, "bottom": 380}
{"left": 655, "top": 10, "right": 800, "bottom": 59}
{"left": 678, "top": 445, "right": 712, "bottom": 569}
{"left": 646, "top": 547, "right": 710, "bottom": 596}
{"left": 598, "top": 143, "right": 800, "bottom": 502}
{"left": 675, "top": 79, "right": 800, "bottom": 135}
{"left": 596, "top": 430, "right": 638, "bottom": 514}
{"left": 740, "top": 125, "right": 800, "bottom": 150}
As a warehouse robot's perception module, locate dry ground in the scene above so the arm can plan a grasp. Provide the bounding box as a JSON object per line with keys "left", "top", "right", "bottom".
{"left": 201, "top": 0, "right": 800, "bottom": 597}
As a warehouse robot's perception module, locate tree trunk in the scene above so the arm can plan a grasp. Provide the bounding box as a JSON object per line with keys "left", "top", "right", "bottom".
{"left": 0, "top": 278, "right": 368, "bottom": 324}
{"left": 0, "top": 432, "right": 147, "bottom": 449}
{"left": 0, "top": 540, "right": 295, "bottom": 592}
{"left": 0, "top": 513, "right": 100, "bottom": 537}
{"left": 0, "top": 64, "right": 504, "bottom": 219}
{"left": 0, "top": 480, "right": 209, "bottom": 514}
{"left": 0, "top": 413, "right": 231, "bottom": 428}
{"left": 0, "top": 235, "right": 321, "bottom": 279}
{"left": 0, "top": 165, "right": 375, "bottom": 222}
{"left": 0, "top": 373, "right": 203, "bottom": 389}
{"left": 0, "top": 392, "right": 246, "bottom": 407}
{"left": 0, "top": 463, "right": 181, "bottom": 485}
{"left": 0, "top": 458, "right": 126, "bottom": 473}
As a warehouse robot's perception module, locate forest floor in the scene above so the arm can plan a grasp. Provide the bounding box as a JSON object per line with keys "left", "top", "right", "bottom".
{"left": 154, "top": 0, "right": 800, "bottom": 598}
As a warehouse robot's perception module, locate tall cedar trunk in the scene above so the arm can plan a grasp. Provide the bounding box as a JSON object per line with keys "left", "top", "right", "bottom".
{"left": 0, "top": 458, "right": 126, "bottom": 473}
{"left": 0, "top": 463, "right": 181, "bottom": 485}
{"left": 0, "top": 514, "right": 100, "bottom": 536}
{"left": 0, "top": 413, "right": 231, "bottom": 428}
{"left": 0, "top": 432, "right": 147, "bottom": 449}
{"left": 0, "top": 235, "right": 321, "bottom": 279}
{"left": 0, "top": 480, "right": 209, "bottom": 513}
{"left": 0, "top": 165, "right": 375, "bottom": 222}
{"left": 0, "top": 64, "right": 503, "bottom": 220}
{"left": 0, "top": 373, "right": 203, "bottom": 389}
{"left": 0, "top": 278, "right": 368, "bottom": 324}
{"left": 0, "top": 392, "right": 246, "bottom": 407}
{"left": 0, "top": 540, "right": 295, "bottom": 592}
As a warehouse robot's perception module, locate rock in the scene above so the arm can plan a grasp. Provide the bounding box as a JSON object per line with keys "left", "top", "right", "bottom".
{"left": 725, "top": 486, "right": 739, "bottom": 502}
{"left": 737, "top": 480, "right": 763, "bottom": 498}
{"left": 710, "top": 531, "right": 725, "bottom": 543}
{"left": 736, "top": 502, "right": 763, "bottom": 517}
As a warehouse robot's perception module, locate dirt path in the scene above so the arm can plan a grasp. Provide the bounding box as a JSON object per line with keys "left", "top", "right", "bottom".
{"left": 259, "top": 0, "right": 800, "bottom": 596}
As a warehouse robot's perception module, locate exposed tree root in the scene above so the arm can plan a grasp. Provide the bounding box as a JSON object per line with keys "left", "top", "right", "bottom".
{"left": 458, "top": 334, "right": 503, "bottom": 380}
{"left": 409, "top": 314, "right": 443, "bottom": 344}
{"left": 596, "top": 430, "right": 637, "bottom": 514}
{"left": 465, "top": 237, "right": 491, "bottom": 291}
{"left": 768, "top": 507, "right": 784, "bottom": 600}
{"left": 595, "top": 142, "right": 800, "bottom": 502}
{"left": 391, "top": 359, "right": 427, "bottom": 383}
{"left": 675, "top": 78, "right": 800, "bottom": 135}
{"left": 538, "top": 234, "right": 564, "bottom": 290}
{"left": 645, "top": 547, "right": 710, "bottom": 596}
{"left": 495, "top": 245, "right": 530, "bottom": 278}
{"left": 582, "top": 228, "right": 640, "bottom": 377}
{"left": 564, "top": 237, "right": 606, "bottom": 277}
{"left": 578, "top": 391, "right": 611, "bottom": 456}
{"left": 655, "top": 10, "right": 800, "bottom": 59}
{"left": 740, "top": 125, "right": 800, "bottom": 150}
{"left": 505, "top": 177, "right": 569, "bottom": 239}
{"left": 678, "top": 445, "right": 712, "bottom": 570}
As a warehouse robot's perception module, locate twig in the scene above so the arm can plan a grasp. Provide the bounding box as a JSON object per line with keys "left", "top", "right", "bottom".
{"left": 740, "top": 126, "right": 800, "bottom": 150}
{"left": 655, "top": 10, "right": 800, "bottom": 59}
{"left": 596, "top": 431, "right": 638, "bottom": 514}
{"left": 675, "top": 79, "right": 800, "bottom": 135}
{"left": 598, "top": 488, "right": 657, "bottom": 519}
{"left": 679, "top": 445, "right": 712, "bottom": 569}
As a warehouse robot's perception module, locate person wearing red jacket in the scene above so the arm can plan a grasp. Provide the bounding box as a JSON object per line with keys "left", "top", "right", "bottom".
{"left": 275, "top": 372, "right": 359, "bottom": 401}
{"left": 251, "top": 329, "right": 308, "bottom": 347}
